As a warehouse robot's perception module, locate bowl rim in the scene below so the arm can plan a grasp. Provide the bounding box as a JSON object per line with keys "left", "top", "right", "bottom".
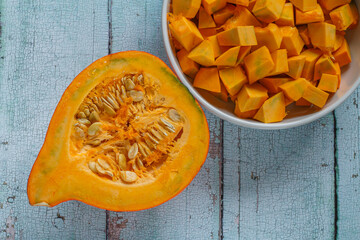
{"left": 161, "top": 0, "right": 360, "bottom": 130}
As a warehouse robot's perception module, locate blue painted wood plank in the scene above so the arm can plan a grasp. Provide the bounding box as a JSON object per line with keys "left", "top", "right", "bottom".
{"left": 107, "top": 1, "right": 221, "bottom": 239}
{"left": 222, "top": 117, "right": 335, "bottom": 239}
{"left": 0, "top": 0, "right": 109, "bottom": 239}
{"left": 335, "top": 90, "right": 360, "bottom": 239}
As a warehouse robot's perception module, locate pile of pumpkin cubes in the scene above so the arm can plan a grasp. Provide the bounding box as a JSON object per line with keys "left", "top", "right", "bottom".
{"left": 168, "top": 0, "right": 359, "bottom": 123}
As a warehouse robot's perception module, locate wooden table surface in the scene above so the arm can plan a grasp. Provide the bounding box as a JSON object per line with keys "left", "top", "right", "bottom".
{"left": 0, "top": 1, "right": 359, "bottom": 239}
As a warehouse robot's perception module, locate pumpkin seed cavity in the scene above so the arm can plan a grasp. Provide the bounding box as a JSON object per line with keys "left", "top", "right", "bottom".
{"left": 71, "top": 73, "right": 184, "bottom": 184}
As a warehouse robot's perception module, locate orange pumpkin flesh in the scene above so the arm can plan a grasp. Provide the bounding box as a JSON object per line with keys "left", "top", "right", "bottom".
{"left": 27, "top": 51, "right": 209, "bottom": 211}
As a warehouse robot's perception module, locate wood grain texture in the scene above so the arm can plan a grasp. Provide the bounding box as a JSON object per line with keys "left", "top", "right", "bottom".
{"left": 0, "top": 0, "right": 108, "bottom": 239}
{"left": 334, "top": 90, "right": 360, "bottom": 239}
{"left": 107, "top": 2, "right": 221, "bottom": 239}
{"left": 222, "top": 116, "right": 336, "bottom": 240}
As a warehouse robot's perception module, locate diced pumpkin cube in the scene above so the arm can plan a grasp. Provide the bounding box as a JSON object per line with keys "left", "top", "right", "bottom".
{"left": 207, "top": 35, "right": 223, "bottom": 58}
{"left": 280, "top": 26, "right": 305, "bottom": 57}
{"left": 227, "top": 0, "right": 249, "bottom": 6}
{"left": 330, "top": 4, "right": 354, "bottom": 31}
{"left": 236, "top": 46, "right": 252, "bottom": 65}
{"left": 193, "top": 67, "right": 221, "bottom": 93}
{"left": 248, "top": 0, "right": 257, "bottom": 10}
{"left": 334, "top": 62, "right": 341, "bottom": 88}
{"left": 302, "top": 85, "right": 329, "bottom": 108}
{"left": 318, "top": 74, "right": 338, "bottom": 93}
{"left": 333, "top": 33, "right": 345, "bottom": 52}
{"left": 198, "top": 7, "right": 216, "bottom": 29}
{"left": 268, "top": 49, "right": 289, "bottom": 76}
{"left": 219, "top": 66, "right": 248, "bottom": 96}
{"left": 285, "top": 97, "right": 295, "bottom": 106}
{"left": 279, "top": 78, "right": 309, "bottom": 101}
{"left": 296, "top": 98, "right": 312, "bottom": 106}
{"left": 172, "top": 38, "right": 184, "bottom": 51}
{"left": 202, "top": 0, "right": 227, "bottom": 15}
{"left": 236, "top": 83, "right": 269, "bottom": 112}
{"left": 234, "top": 102, "right": 258, "bottom": 119}
{"left": 253, "top": 23, "right": 283, "bottom": 52}
{"left": 349, "top": 2, "right": 359, "bottom": 29}
{"left": 290, "top": 0, "right": 317, "bottom": 12}
{"left": 168, "top": 14, "right": 204, "bottom": 52}
{"left": 215, "top": 46, "right": 241, "bottom": 67}
{"left": 308, "top": 22, "right": 336, "bottom": 52}
{"left": 212, "top": 83, "right": 230, "bottom": 101}
{"left": 295, "top": 4, "right": 324, "bottom": 25}
{"left": 213, "top": 4, "right": 236, "bottom": 25}
{"left": 254, "top": 92, "right": 286, "bottom": 123}
{"left": 188, "top": 40, "right": 215, "bottom": 66}
{"left": 300, "top": 48, "right": 322, "bottom": 80}
{"left": 173, "top": 0, "right": 201, "bottom": 18}
{"left": 217, "top": 26, "right": 257, "bottom": 46}
{"left": 318, "top": 0, "right": 351, "bottom": 11}
{"left": 199, "top": 28, "right": 218, "bottom": 39}
{"left": 275, "top": 3, "right": 295, "bottom": 26}
{"left": 223, "top": 6, "right": 262, "bottom": 30}
{"left": 333, "top": 39, "right": 352, "bottom": 67}
{"left": 298, "top": 25, "right": 312, "bottom": 47}
{"left": 244, "top": 46, "right": 275, "bottom": 84}
{"left": 176, "top": 49, "right": 200, "bottom": 79}
{"left": 259, "top": 77, "right": 291, "bottom": 93}
{"left": 286, "top": 55, "right": 306, "bottom": 79}
{"left": 252, "top": 0, "right": 286, "bottom": 23}
{"left": 313, "top": 55, "right": 337, "bottom": 81}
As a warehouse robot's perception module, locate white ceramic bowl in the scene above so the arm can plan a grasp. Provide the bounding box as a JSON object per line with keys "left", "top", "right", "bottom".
{"left": 162, "top": 0, "right": 360, "bottom": 130}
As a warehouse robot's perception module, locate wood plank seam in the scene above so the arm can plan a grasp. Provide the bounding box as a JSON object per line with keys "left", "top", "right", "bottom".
{"left": 108, "top": 0, "right": 113, "bottom": 55}
{"left": 219, "top": 120, "right": 224, "bottom": 240}
{"left": 106, "top": 0, "right": 113, "bottom": 239}
{"left": 333, "top": 112, "right": 338, "bottom": 240}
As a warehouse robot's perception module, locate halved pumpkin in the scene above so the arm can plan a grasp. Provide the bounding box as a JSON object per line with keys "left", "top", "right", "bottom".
{"left": 27, "top": 51, "right": 209, "bottom": 211}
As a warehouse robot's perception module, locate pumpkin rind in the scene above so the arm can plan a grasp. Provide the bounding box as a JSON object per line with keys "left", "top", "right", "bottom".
{"left": 27, "top": 51, "right": 209, "bottom": 211}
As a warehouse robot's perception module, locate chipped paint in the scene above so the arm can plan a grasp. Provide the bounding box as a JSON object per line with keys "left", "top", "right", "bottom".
{"left": 6, "top": 215, "right": 16, "bottom": 240}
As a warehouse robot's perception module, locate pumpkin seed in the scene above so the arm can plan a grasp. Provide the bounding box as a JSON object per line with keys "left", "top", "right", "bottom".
{"left": 132, "top": 162, "right": 139, "bottom": 171}
{"left": 137, "top": 158, "right": 144, "bottom": 169}
{"left": 118, "top": 153, "right": 127, "bottom": 170}
{"left": 87, "top": 139, "right": 101, "bottom": 146}
{"left": 115, "top": 91, "right": 124, "bottom": 104}
{"left": 168, "top": 109, "right": 181, "bottom": 122}
{"left": 78, "top": 118, "right": 91, "bottom": 125}
{"left": 106, "top": 94, "right": 120, "bottom": 110}
{"left": 77, "top": 112, "right": 86, "bottom": 119}
{"left": 103, "top": 102, "right": 116, "bottom": 116}
{"left": 75, "top": 127, "right": 85, "bottom": 138}
{"left": 105, "top": 170, "right": 114, "bottom": 178}
{"left": 138, "top": 142, "right": 148, "bottom": 157}
{"left": 150, "top": 128, "right": 163, "bottom": 141}
{"left": 120, "top": 171, "right": 138, "bottom": 183}
{"left": 160, "top": 117, "right": 175, "bottom": 132}
{"left": 95, "top": 163, "right": 106, "bottom": 175}
{"left": 89, "top": 111, "right": 100, "bottom": 123}
{"left": 146, "top": 132, "right": 159, "bottom": 144}
{"left": 124, "top": 78, "right": 135, "bottom": 90}
{"left": 84, "top": 109, "right": 90, "bottom": 117}
{"left": 139, "top": 142, "right": 152, "bottom": 156}
{"left": 155, "top": 124, "right": 168, "bottom": 136}
{"left": 88, "top": 122, "right": 102, "bottom": 136}
{"left": 88, "top": 161, "right": 97, "bottom": 173}
{"left": 97, "top": 158, "right": 110, "bottom": 170}
{"left": 137, "top": 74, "right": 144, "bottom": 83}
{"left": 121, "top": 85, "right": 127, "bottom": 100}
{"left": 129, "top": 90, "right": 144, "bottom": 102}
{"left": 128, "top": 143, "right": 138, "bottom": 159}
